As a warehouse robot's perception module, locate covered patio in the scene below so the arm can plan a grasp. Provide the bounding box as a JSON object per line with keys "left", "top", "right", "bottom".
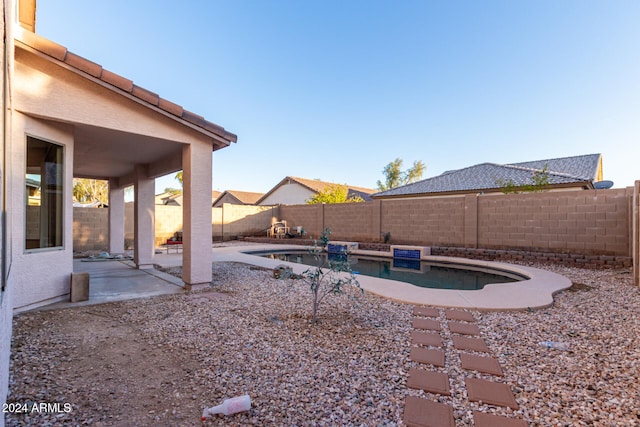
{"left": 11, "top": 25, "right": 237, "bottom": 311}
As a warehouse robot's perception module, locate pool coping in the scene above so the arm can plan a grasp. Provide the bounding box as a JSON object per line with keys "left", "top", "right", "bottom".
{"left": 212, "top": 244, "right": 573, "bottom": 311}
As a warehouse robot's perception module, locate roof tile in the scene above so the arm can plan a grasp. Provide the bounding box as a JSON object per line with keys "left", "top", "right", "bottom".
{"left": 64, "top": 52, "right": 102, "bottom": 78}
{"left": 17, "top": 30, "right": 236, "bottom": 143}
{"left": 20, "top": 31, "right": 67, "bottom": 61}
{"left": 131, "top": 85, "right": 160, "bottom": 106}
{"left": 100, "top": 69, "right": 134, "bottom": 92}
{"left": 182, "top": 109, "right": 205, "bottom": 127}
{"left": 158, "top": 98, "right": 183, "bottom": 117}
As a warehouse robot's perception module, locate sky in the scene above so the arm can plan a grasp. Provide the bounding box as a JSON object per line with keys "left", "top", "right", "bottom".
{"left": 36, "top": 0, "right": 640, "bottom": 194}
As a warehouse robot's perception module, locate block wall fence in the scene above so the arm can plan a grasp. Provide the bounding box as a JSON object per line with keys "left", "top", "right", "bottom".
{"left": 279, "top": 187, "right": 634, "bottom": 257}
{"left": 73, "top": 203, "right": 276, "bottom": 251}
{"left": 72, "top": 186, "right": 640, "bottom": 283}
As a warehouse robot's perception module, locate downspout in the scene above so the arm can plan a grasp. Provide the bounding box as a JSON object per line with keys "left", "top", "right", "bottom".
{"left": 1, "top": 0, "right": 11, "bottom": 292}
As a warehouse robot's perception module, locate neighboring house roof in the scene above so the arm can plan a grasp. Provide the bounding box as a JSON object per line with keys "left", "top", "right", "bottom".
{"left": 158, "top": 190, "right": 222, "bottom": 206}
{"left": 16, "top": 30, "right": 237, "bottom": 146}
{"left": 373, "top": 154, "right": 603, "bottom": 199}
{"left": 213, "top": 190, "right": 265, "bottom": 206}
{"left": 257, "top": 176, "right": 377, "bottom": 205}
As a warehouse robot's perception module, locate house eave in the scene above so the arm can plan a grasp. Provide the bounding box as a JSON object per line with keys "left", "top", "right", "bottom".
{"left": 14, "top": 30, "right": 237, "bottom": 149}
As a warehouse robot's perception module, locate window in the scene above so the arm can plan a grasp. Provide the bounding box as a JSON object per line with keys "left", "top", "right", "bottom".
{"left": 25, "top": 137, "right": 64, "bottom": 250}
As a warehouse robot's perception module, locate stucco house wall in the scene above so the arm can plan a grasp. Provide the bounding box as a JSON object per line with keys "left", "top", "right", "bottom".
{"left": 258, "top": 183, "right": 315, "bottom": 206}
{"left": 10, "top": 113, "right": 75, "bottom": 311}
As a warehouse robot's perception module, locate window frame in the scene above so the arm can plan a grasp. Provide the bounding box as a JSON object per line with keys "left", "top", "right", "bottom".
{"left": 24, "top": 135, "right": 65, "bottom": 253}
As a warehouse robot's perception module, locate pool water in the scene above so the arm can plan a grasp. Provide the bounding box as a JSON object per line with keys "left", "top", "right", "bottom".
{"left": 257, "top": 251, "right": 523, "bottom": 290}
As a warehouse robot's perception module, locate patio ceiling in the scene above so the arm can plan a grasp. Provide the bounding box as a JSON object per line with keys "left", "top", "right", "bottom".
{"left": 72, "top": 124, "right": 184, "bottom": 182}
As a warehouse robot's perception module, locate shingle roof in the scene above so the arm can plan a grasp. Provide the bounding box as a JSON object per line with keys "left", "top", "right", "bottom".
{"left": 373, "top": 154, "right": 602, "bottom": 198}
{"left": 15, "top": 30, "right": 237, "bottom": 145}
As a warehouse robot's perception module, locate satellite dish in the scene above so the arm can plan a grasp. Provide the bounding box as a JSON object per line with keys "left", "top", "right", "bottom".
{"left": 593, "top": 180, "right": 614, "bottom": 189}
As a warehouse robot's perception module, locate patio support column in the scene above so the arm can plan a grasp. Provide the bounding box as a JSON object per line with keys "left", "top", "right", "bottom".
{"left": 633, "top": 180, "right": 639, "bottom": 286}
{"left": 182, "top": 141, "right": 213, "bottom": 286}
{"left": 108, "top": 179, "right": 125, "bottom": 255}
{"left": 133, "top": 165, "right": 155, "bottom": 269}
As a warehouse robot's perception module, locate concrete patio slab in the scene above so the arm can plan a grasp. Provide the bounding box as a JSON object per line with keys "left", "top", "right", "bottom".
{"left": 32, "top": 259, "right": 185, "bottom": 311}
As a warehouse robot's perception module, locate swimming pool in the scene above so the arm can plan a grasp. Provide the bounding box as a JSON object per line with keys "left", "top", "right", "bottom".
{"left": 255, "top": 250, "right": 525, "bottom": 290}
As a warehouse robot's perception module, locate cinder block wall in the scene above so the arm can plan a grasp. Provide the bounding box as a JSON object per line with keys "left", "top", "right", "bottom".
{"left": 277, "top": 188, "right": 633, "bottom": 257}
{"left": 74, "top": 203, "right": 277, "bottom": 250}
{"left": 477, "top": 189, "right": 630, "bottom": 255}
{"left": 381, "top": 197, "right": 466, "bottom": 246}
{"left": 213, "top": 204, "right": 277, "bottom": 240}
{"left": 73, "top": 207, "right": 109, "bottom": 251}
{"left": 324, "top": 202, "right": 374, "bottom": 242}
{"left": 279, "top": 204, "right": 323, "bottom": 238}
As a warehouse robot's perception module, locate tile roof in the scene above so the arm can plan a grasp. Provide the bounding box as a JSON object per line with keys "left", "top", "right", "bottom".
{"left": 15, "top": 29, "right": 237, "bottom": 145}
{"left": 374, "top": 154, "right": 602, "bottom": 198}
{"left": 213, "top": 190, "right": 265, "bottom": 206}
{"left": 286, "top": 176, "right": 376, "bottom": 196}
{"left": 257, "top": 176, "right": 377, "bottom": 204}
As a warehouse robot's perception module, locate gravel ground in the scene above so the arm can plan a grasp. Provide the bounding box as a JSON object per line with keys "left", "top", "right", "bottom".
{"left": 5, "top": 260, "right": 640, "bottom": 426}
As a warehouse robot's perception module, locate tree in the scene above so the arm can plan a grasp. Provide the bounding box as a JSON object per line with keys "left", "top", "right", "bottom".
{"left": 306, "top": 184, "right": 365, "bottom": 204}
{"left": 376, "top": 158, "right": 425, "bottom": 191}
{"left": 298, "top": 228, "right": 363, "bottom": 323}
{"left": 72, "top": 179, "right": 109, "bottom": 204}
{"left": 175, "top": 171, "right": 183, "bottom": 186}
{"left": 163, "top": 187, "right": 182, "bottom": 195}
{"left": 497, "top": 165, "right": 550, "bottom": 194}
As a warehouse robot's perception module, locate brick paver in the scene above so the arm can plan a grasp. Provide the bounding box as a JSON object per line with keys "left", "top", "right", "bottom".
{"left": 407, "top": 368, "right": 451, "bottom": 395}
{"left": 410, "top": 347, "right": 446, "bottom": 367}
{"left": 451, "top": 335, "right": 490, "bottom": 353}
{"left": 412, "top": 317, "right": 442, "bottom": 331}
{"left": 405, "top": 308, "right": 525, "bottom": 425}
{"left": 473, "top": 411, "right": 528, "bottom": 427}
{"left": 413, "top": 306, "right": 439, "bottom": 318}
{"left": 460, "top": 353, "right": 504, "bottom": 376}
{"left": 448, "top": 321, "right": 481, "bottom": 336}
{"left": 445, "top": 309, "right": 476, "bottom": 322}
{"left": 411, "top": 330, "right": 443, "bottom": 347}
{"left": 404, "top": 396, "right": 455, "bottom": 427}
{"left": 465, "top": 378, "right": 519, "bottom": 409}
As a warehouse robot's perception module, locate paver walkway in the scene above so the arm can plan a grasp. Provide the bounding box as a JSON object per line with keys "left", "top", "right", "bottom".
{"left": 403, "top": 307, "right": 528, "bottom": 427}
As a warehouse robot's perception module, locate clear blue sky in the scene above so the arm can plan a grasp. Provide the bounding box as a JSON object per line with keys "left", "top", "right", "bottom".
{"left": 36, "top": 1, "right": 640, "bottom": 194}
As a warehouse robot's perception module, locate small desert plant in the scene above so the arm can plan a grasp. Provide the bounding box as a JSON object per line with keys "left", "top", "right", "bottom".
{"left": 300, "top": 228, "right": 362, "bottom": 323}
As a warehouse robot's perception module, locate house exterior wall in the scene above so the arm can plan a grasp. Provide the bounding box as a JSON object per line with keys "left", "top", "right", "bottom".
{"left": 259, "top": 183, "right": 314, "bottom": 206}
{"left": 10, "top": 114, "right": 75, "bottom": 311}
{"left": 213, "top": 193, "right": 241, "bottom": 207}
{"left": 1, "top": 0, "right": 11, "bottom": 419}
